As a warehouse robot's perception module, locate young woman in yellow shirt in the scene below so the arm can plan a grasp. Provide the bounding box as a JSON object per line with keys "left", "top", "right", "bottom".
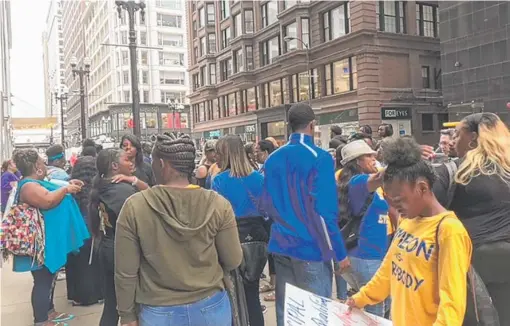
{"left": 346, "top": 136, "right": 472, "bottom": 326}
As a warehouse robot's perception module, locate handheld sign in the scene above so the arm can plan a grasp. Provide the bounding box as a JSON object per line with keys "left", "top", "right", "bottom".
{"left": 284, "top": 283, "right": 392, "bottom": 326}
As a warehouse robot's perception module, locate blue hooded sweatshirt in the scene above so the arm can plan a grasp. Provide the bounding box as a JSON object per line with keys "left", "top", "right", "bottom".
{"left": 260, "top": 133, "right": 347, "bottom": 262}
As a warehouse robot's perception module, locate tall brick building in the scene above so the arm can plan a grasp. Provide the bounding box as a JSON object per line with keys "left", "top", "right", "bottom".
{"left": 439, "top": 1, "right": 510, "bottom": 124}
{"left": 187, "top": 0, "right": 443, "bottom": 146}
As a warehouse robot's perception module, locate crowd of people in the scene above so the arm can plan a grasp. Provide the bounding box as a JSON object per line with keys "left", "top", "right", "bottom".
{"left": 1, "top": 102, "right": 510, "bottom": 326}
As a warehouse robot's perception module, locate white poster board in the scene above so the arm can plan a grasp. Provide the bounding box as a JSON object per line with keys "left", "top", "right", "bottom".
{"left": 284, "top": 283, "right": 392, "bottom": 326}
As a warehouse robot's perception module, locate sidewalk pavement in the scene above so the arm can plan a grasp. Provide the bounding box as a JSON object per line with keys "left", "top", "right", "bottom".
{"left": 1, "top": 260, "right": 276, "bottom": 326}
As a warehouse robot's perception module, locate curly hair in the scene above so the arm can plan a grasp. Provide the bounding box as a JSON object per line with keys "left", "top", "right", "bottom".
{"left": 13, "top": 149, "right": 40, "bottom": 177}
{"left": 382, "top": 136, "right": 436, "bottom": 187}
{"left": 337, "top": 160, "right": 363, "bottom": 221}
{"left": 153, "top": 132, "right": 196, "bottom": 178}
{"left": 71, "top": 156, "right": 97, "bottom": 216}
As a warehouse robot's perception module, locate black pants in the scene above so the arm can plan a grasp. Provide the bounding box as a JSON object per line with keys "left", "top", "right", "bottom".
{"left": 468, "top": 240, "right": 510, "bottom": 326}
{"left": 31, "top": 266, "right": 56, "bottom": 324}
{"left": 238, "top": 217, "right": 268, "bottom": 326}
{"left": 263, "top": 219, "right": 275, "bottom": 275}
{"left": 98, "top": 237, "right": 118, "bottom": 326}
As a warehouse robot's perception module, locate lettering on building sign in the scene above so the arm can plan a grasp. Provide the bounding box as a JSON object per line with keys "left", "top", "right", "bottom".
{"left": 245, "top": 125, "right": 256, "bottom": 133}
{"left": 382, "top": 108, "right": 411, "bottom": 120}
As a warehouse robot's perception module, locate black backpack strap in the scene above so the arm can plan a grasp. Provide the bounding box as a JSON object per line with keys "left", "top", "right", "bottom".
{"left": 354, "top": 192, "right": 375, "bottom": 220}
{"left": 444, "top": 160, "right": 458, "bottom": 209}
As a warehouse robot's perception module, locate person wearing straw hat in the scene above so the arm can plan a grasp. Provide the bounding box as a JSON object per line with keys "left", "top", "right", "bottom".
{"left": 337, "top": 140, "right": 393, "bottom": 317}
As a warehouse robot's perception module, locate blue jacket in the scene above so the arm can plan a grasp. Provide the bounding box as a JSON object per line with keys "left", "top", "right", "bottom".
{"left": 260, "top": 133, "right": 347, "bottom": 262}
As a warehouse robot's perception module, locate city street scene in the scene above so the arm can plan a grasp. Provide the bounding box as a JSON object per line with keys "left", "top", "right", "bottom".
{"left": 1, "top": 0, "right": 510, "bottom": 326}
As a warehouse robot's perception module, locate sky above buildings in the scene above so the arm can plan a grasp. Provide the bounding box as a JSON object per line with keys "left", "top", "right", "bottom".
{"left": 10, "top": 0, "right": 48, "bottom": 118}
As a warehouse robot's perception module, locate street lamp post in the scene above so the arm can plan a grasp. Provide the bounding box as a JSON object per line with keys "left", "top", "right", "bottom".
{"left": 54, "top": 85, "right": 69, "bottom": 146}
{"left": 167, "top": 99, "right": 185, "bottom": 134}
{"left": 70, "top": 55, "right": 91, "bottom": 141}
{"left": 283, "top": 36, "right": 312, "bottom": 105}
{"left": 116, "top": 0, "right": 146, "bottom": 138}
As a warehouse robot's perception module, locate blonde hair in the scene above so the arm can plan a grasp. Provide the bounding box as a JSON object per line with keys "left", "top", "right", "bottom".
{"left": 456, "top": 113, "right": 510, "bottom": 185}
{"left": 216, "top": 135, "right": 253, "bottom": 178}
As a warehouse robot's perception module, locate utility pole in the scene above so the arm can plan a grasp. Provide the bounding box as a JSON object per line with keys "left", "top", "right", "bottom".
{"left": 116, "top": 0, "right": 146, "bottom": 138}
{"left": 54, "top": 85, "right": 69, "bottom": 146}
{"left": 70, "top": 56, "right": 91, "bottom": 141}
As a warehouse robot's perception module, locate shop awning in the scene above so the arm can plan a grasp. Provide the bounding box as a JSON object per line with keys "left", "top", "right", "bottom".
{"left": 12, "top": 117, "right": 58, "bottom": 130}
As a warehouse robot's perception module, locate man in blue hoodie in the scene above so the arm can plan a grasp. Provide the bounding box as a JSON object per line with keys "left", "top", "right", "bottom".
{"left": 260, "top": 103, "right": 349, "bottom": 325}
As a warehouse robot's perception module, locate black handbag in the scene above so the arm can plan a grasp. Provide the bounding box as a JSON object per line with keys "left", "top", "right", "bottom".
{"left": 239, "top": 241, "right": 268, "bottom": 283}
{"left": 340, "top": 193, "right": 374, "bottom": 250}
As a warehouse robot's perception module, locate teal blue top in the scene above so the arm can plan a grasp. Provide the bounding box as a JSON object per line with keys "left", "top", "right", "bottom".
{"left": 13, "top": 179, "right": 90, "bottom": 273}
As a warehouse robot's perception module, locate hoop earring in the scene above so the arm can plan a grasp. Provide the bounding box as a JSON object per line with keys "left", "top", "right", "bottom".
{"left": 36, "top": 169, "right": 44, "bottom": 176}
{"left": 468, "top": 140, "right": 477, "bottom": 149}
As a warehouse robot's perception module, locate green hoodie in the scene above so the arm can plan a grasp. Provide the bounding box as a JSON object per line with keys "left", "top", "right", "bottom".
{"left": 115, "top": 185, "right": 243, "bottom": 324}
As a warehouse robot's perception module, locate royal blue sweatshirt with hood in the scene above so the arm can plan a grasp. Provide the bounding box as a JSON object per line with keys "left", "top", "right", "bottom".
{"left": 260, "top": 133, "right": 347, "bottom": 262}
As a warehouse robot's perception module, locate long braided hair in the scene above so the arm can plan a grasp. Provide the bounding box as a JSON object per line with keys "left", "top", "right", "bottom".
{"left": 153, "top": 132, "right": 196, "bottom": 180}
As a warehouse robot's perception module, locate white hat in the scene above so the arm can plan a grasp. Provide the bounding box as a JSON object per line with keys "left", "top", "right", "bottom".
{"left": 341, "top": 140, "right": 377, "bottom": 166}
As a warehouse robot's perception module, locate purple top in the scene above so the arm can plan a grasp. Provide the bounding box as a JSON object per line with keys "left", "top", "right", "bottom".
{"left": 1, "top": 171, "right": 20, "bottom": 208}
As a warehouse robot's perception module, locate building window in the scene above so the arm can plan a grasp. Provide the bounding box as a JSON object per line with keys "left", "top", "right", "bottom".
{"left": 283, "top": 22, "right": 297, "bottom": 52}
{"left": 200, "top": 66, "right": 206, "bottom": 85}
{"left": 234, "top": 49, "right": 244, "bottom": 73}
{"left": 244, "top": 10, "right": 254, "bottom": 34}
{"left": 140, "top": 31, "right": 147, "bottom": 45}
{"left": 269, "top": 80, "right": 282, "bottom": 107}
{"left": 291, "top": 72, "right": 310, "bottom": 102}
{"left": 282, "top": 0, "right": 297, "bottom": 11}
{"left": 200, "top": 37, "right": 206, "bottom": 56}
{"left": 192, "top": 20, "right": 197, "bottom": 38}
{"left": 141, "top": 71, "right": 148, "bottom": 84}
{"left": 161, "top": 71, "right": 185, "bottom": 85}
{"left": 434, "top": 68, "right": 442, "bottom": 90}
{"left": 301, "top": 18, "right": 310, "bottom": 47}
{"left": 198, "top": 6, "right": 205, "bottom": 27}
{"left": 261, "top": 1, "right": 278, "bottom": 28}
{"left": 220, "top": 58, "right": 232, "bottom": 81}
{"left": 121, "top": 51, "right": 129, "bottom": 65}
{"left": 422, "top": 113, "right": 434, "bottom": 131}
{"left": 157, "top": 13, "right": 182, "bottom": 28}
{"left": 416, "top": 3, "right": 438, "bottom": 37}
{"left": 192, "top": 73, "right": 200, "bottom": 90}
{"left": 159, "top": 52, "right": 184, "bottom": 66}
{"left": 227, "top": 93, "right": 236, "bottom": 116}
{"left": 140, "top": 51, "right": 148, "bottom": 65}
{"left": 123, "top": 71, "right": 129, "bottom": 84}
{"left": 193, "top": 46, "right": 198, "bottom": 63}
{"left": 220, "top": 0, "right": 230, "bottom": 20}
{"left": 260, "top": 36, "right": 280, "bottom": 66}
{"left": 233, "top": 14, "right": 242, "bottom": 38}
{"left": 206, "top": 3, "right": 215, "bottom": 25}
{"left": 245, "top": 45, "right": 254, "bottom": 71}
{"left": 221, "top": 27, "right": 231, "bottom": 49}
{"left": 324, "top": 56, "right": 357, "bottom": 95}
{"left": 143, "top": 91, "right": 149, "bottom": 103}
{"left": 246, "top": 88, "right": 256, "bottom": 111}
{"left": 376, "top": 1, "right": 406, "bottom": 33}
{"left": 209, "top": 63, "right": 216, "bottom": 84}
{"left": 124, "top": 91, "right": 130, "bottom": 103}
{"left": 158, "top": 33, "right": 184, "bottom": 47}
{"left": 322, "top": 3, "right": 350, "bottom": 42}
{"left": 161, "top": 91, "right": 181, "bottom": 103}
{"left": 311, "top": 68, "right": 321, "bottom": 99}
{"left": 208, "top": 33, "right": 216, "bottom": 54}
{"left": 120, "top": 31, "right": 128, "bottom": 44}
{"left": 421, "top": 66, "right": 430, "bottom": 88}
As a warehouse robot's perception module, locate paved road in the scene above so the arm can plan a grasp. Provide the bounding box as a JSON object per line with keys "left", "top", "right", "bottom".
{"left": 1, "top": 260, "right": 277, "bottom": 326}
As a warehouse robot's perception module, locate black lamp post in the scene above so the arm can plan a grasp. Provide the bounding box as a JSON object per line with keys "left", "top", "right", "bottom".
{"left": 70, "top": 55, "right": 91, "bottom": 141}
{"left": 115, "top": 0, "right": 146, "bottom": 138}
{"left": 54, "top": 85, "right": 69, "bottom": 146}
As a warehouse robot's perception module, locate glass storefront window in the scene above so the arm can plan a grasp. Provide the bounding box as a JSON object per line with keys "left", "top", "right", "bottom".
{"left": 333, "top": 58, "right": 350, "bottom": 93}
{"left": 282, "top": 77, "right": 289, "bottom": 104}
{"left": 212, "top": 99, "right": 220, "bottom": 119}
{"left": 246, "top": 87, "right": 256, "bottom": 111}
{"left": 228, "top": 93, "right": 236, "bottom": 116}
{"left": 299, "top": 72, "right": 309, "bottom": 101}
{"left": 143, "top": 112, "right": 158, "bottom": 129}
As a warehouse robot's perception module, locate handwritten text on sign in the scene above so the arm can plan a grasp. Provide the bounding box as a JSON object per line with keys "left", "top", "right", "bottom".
{"left": 284, "top": 283, "right": 392, "bottom": 326}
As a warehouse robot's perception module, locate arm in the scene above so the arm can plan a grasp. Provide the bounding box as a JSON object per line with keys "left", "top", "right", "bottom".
{"left": 312, "top": 153, "right": 347, "bottom": 262}
{"left": 434, "top": 218, "right": 472, "bottom": 326}
{"left": 132, "top": 177, "right": 149, "bottom": 191}
{"left": 351, "top": 248, "right": 392, "bottom": 307}
{"left": 20, "top": 182, "right": 70, "bottom": 210}
{"left": 114, "top": 200, "right": 141, "bottom": 325}
{"left": 195, "top": 165, "right": 208, "bottom": 179}
{"left": 215, "top": 200, "right": 242, "bottom": 271}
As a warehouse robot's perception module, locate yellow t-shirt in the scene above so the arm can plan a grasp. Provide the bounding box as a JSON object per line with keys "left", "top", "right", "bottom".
{"left": 352, "top": 212, "right": 472, "bottom": 326}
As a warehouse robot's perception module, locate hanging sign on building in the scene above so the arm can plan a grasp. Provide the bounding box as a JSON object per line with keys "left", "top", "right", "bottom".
{"left": 381, "top": 107, "right": 411, "bottom": 120}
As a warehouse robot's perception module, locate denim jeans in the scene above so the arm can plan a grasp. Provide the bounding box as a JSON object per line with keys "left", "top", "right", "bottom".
{"left": 273, "top": 255, "right": 333, "bottom": 326}
{"left": 139, "top": 290, "right": 231, "bottom": 326}
{"left": 31, "top": 266, "right": 56, "bottom": 325}
{"left": 350, "top": 256, "right": 390, "bottom": 317}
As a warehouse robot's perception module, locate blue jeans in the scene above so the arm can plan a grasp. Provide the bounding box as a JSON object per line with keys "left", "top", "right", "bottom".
{"left": 139, "top": 290, "right": 231, "bottom": 326}
{"left": 350, "top": 256, "right": 391, "bottom": 317}
{"left": 273, "top": 255, "right": 333, "bottom": 326}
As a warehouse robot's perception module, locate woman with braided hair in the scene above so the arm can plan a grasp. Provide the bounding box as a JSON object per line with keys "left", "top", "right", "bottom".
{"left": 114, "top": 132, "right": 242, "bottom": 326}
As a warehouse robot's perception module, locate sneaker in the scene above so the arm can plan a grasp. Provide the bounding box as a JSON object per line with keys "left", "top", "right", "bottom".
{"left": 261, "top": 305, "right": 267, "bottom": 314}
{"left": 56, "top": 271, "right": 66, "bottom": 281}
{"left": 260, "top": 273, "right": 267, "bottom": 280}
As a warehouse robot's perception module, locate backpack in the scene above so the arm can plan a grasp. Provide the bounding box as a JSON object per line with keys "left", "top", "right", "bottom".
{"left": 440, "top": 162, "right": 500, "bottom": 326}
{"left": 340, "top": 192, "right": 374, "bottom": 250}
{"left": 1, "top": 203, "right": 45, "bottom": 266}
